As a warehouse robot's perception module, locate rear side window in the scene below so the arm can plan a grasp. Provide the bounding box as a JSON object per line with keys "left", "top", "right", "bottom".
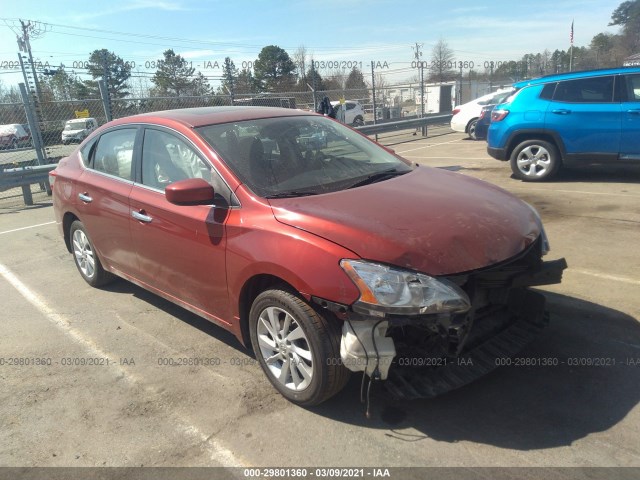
{"left": 553, "top": 76, "right": 614, "bottom": 103}
{"left": 625, "top": 74, "right": 640, "bottom": 102}
{"left": 91, "top": 128, "right": 137, "bottom": 180}
{"left": 540, "top": 83, "right": 557, "bottom": 100}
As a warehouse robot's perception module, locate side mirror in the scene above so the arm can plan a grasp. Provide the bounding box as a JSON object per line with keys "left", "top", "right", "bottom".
{"left": 165, "top": 178, "right": 215, "bottom": 205}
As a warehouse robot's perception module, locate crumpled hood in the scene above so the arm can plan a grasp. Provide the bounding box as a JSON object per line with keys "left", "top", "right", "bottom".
{"left": 268, "top": 167, "right": 541, "bottom": 275}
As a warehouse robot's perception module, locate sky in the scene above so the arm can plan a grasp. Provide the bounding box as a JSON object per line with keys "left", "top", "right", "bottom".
{"left": 0, "top": 0, "right": 624, "bottom": 92}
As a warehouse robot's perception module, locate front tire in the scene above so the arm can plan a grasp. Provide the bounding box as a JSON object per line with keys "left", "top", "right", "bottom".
{"left": 352, "top": 116, "right": 364, "bottom": 127}
{"left": 69, "top": 220, "right": 114, "bottom": 287}
{"left": 249, "top": 289, "right": 349, "bottom": 406}
{"left": 510, "top": 139, "right": 561, "bottom": 181}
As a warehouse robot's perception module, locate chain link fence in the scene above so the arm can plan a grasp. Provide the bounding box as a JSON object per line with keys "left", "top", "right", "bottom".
{"left": 1, "top": 64, "right": 504, "bottom": 205}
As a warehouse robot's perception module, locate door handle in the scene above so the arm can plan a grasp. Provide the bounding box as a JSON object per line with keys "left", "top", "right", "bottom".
{"left": 627, "top": 109, "right": 640, "bottom": 115}
{"left": 552, "top": 109, "right": 571, "bottom": 115}
{"left": 78, "top": 193, "right": 92, "bottom": 203}
{"left": 131, "top": 210, "right": 153, "bottom": 223}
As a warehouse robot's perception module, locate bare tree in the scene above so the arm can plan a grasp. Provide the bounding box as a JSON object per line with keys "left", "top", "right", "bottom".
{"left": 293, "top": 45, "right": 308, "bottom": 89}
{"left": 430, "top": 39, "right": 456, "bottom": 83}
{"left": 374, "top": 72, "right": 388, "bottom": 105}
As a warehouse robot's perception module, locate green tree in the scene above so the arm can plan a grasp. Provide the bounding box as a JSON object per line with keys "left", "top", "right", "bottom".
{"left": 84, "top": 49, "right": 131, "bottom": 99}
{"left": 235, "top": 68, "right": 257, "bottom": 95}
{"left": 152, "top": 49, "right": 207, "bottom": 97}
{"left": 253, "top": 45, "right": 297, "bottom": 92}
{"left": 610, "top": 0, "right": 640, "bottom": 53}
{"left": 345, "top": 67, "right": 369, "bottom": 100}
{"left": 302, "top": 60, "right": 325, "bottom": 92}
{"left": 219, "top": 57, "right": 238, "bottom": 96}
{"left": 609, "top": 0, "right": 640, "bottom": 27}
{"left": 41, "top": 69, "right": 86, "bottom": 101}
{"left": 190, "top": 72, "right": 213, "bottom": 96}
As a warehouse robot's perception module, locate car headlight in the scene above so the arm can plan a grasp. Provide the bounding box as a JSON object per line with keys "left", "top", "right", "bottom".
{"left": 524, "top": 202, "right": 550, "bottom": 255}
{"left": 340, "top": 259, "right": 471, "bottom": 316}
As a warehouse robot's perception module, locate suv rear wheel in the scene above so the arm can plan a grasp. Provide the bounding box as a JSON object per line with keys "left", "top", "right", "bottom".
{"left": 510, "top": 139, "right": 561, "bottom": 181}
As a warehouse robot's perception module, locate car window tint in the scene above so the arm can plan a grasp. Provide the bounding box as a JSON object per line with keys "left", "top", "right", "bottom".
{"left": 139, "top": 128, "right": 235, "bottom": 206}
{"left": 80, "top": 137, "right": 97, "bottom": 166}
{"left": 141, "top": 128, "right": 212, "bottom": 190}
{"left": 92, "top": 129, "right": 136, "bottom": 179}
{"left": 540, "top": 83, "right": 557, "bottom": 100}
{"left": 626, "top": 74, "right": 640, "bottom": 101}
{"left": 553, "top": 76, "right": 614, "bottom": 103}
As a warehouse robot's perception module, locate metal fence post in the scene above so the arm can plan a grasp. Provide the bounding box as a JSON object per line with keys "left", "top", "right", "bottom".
{"left": 99, "top": 79, "right": 113, "bottom": 121}
{"left": 18, "top": 82, "right": 51, "bottom": 197}
{"left": 370, "top": 61, "right": 378, "bottom": 142}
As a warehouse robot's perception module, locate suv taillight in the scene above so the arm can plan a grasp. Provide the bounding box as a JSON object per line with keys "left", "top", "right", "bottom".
{"left": 452, "top": 108, "right": 460, "bottom": 116}
{"left": 491, "top": 109, "right": 509, "bottom": 122}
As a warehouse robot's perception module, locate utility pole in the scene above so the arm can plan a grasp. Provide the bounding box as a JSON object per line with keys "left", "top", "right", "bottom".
{"left": 412, "top": 43, "right": 425, "bottom": 118}
{"left": 18, "top": 20, "right": 45, "bottom": 103}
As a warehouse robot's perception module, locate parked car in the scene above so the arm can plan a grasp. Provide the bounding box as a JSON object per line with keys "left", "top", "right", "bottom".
{"left": 0, "top": 123, "right": 31, "bottom": 149}
{"left": 50, "top": 107, "right": 566, "bottom": 405}
{"left": 331, "top": 100, "right": 365, "bottom": 126}
{"left": 474, "top": 104, "right": 496, "bottom": 141}
{"left": 62, "top": 117, "right": 98, "bottom": 144}
{"left": 488, "top": 67, "right": 640, "bottom": 181}
{"left": 451, "top": 89, "right": 513, "bottom": 140}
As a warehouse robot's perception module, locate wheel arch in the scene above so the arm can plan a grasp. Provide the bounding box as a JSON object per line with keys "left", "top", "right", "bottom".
{"left": 62, "top": 212, "right": 80, "bottom": 253}
{"left": 237, "top": 274, "right": 299, "bottom": 348}
{"left": 465, "top": 117, "right": 479, "bottom": 133}
{"left": 505, "top": 130, "right": 567, "bottom": 160}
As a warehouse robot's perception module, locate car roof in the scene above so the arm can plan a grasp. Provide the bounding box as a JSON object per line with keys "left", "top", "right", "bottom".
{"left": 513, "top": 66, "right": 640, "bottom": 88}
{"left": 109, "top": 106, "right": 315, "bottom": 129}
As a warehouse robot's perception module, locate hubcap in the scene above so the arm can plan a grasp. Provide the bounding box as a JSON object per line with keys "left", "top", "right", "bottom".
{"left": 72, "top": 229, "right": 95, "bottom": 278}
{"left": 256, "top": 306, "right": 313, "bottom": 391}
{"left": 517, "top": 145, "right": 551, "bottom": 177}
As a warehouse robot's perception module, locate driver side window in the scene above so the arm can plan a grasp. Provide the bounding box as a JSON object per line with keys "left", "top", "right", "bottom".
{"left": 141, "top": 129, "right": 208, "bottom": 190}
{"left": 140, "top": 128, "right": 236, "bottom": 205}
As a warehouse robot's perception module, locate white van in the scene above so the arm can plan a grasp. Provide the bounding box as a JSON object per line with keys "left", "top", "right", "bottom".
{"left": 62, "top": 118, "right": 98, "bottom": 144}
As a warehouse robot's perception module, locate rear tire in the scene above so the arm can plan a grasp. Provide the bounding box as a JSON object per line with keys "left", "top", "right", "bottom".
{"left": 510, "top": 139, "right": 561, "bottom": 181}
{"left": 467, "top": 119, "right": 478, "bottom": 140}
{"left": 249, "top": 289, "right": 349, "bottom": 406}
{"left": 69, "top": 220, "right": 115, "bottom": 287}
{"left": 352, "top": 116, "right": 364, "bottom": 127}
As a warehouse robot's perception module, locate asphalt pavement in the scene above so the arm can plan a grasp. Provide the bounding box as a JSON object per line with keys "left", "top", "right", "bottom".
{"left": 0, "top": 129, "right": 638, "bottom": 477}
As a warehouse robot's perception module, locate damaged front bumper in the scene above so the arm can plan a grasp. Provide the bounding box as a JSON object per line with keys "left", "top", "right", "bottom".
{"left": 322, "top": 244, "right": 567, "bottom": 400}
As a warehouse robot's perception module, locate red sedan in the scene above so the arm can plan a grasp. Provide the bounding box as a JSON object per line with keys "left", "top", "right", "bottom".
{"left": 50, "top": 107, "right": 566, "bottom": 405}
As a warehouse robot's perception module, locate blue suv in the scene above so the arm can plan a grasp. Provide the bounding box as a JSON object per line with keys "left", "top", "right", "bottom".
{"left": 487, "top": 67, "right": 640, "bottom": 181}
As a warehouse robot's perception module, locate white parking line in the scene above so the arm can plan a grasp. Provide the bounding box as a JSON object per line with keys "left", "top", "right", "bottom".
{"left": 0, "top": 262, "right": 248, "bottom": 469}
{"left": 401, "top": 156, "right": 490, "bottom": 160}
{"left": 0, "top": 221, "right": 56, "bottom": 235}
{"left": 571, "top": 269, "right": 640, "bottom": 286}
{"left": 508, "top": 187, "right": 640, "bottom": 198}
{"left": 396, "top": 138, "right": 463, "bottom": 154}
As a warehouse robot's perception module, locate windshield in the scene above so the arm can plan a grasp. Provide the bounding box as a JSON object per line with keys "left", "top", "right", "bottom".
{"left": 65, "top": 121, "right": 86, "bottom": 131}
{"left": 196, "top": 115, "right": 412, "bottom": 198}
